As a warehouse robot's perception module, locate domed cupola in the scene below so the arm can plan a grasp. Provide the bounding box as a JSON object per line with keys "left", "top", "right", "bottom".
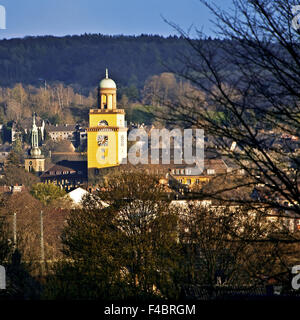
{"left": 98, "top": 69, "right": 117, "bottom": 110}
{"left": 99, "top": 69, "right": 117, "bottom": 89}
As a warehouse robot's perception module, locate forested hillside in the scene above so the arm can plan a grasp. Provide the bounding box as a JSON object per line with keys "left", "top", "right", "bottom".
{"left": 0, "top": 34, "right": 196, "bottom": 91}
{"left": 0, "top": 34, "right": 230, "bottom": 129}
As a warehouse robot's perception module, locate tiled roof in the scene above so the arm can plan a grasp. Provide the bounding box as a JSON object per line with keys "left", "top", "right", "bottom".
{"left": 40, "top": 160, "right": 87, "bottom": 179}
{"left": 46, "top": 124, "right": 76, "bottom": 132}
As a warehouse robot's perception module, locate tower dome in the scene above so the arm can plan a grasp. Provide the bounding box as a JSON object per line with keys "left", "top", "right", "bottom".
{"left": 99, "top": 69, "right": 116, "bottom": 89}
{"left": 30, "top": 147, "right": 42, "bottom": 158}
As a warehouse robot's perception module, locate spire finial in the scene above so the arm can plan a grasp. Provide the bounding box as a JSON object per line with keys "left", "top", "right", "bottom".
{"left": 31, "top": 112, "right": 39, "bottom": 149}
{"left": 105, "top": 68, "right": 108, "bottom": 79}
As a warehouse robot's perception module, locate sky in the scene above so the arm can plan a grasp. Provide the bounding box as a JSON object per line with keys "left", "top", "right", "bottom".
{"left": 0, "top": 0, "right": 233, "bottom": 40}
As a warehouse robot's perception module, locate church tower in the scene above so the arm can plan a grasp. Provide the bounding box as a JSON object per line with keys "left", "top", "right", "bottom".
{"left": 25, "top": 113, "right": 45, "bottom": 175}
{"left": 87, "top": 69, "right": 127, "bottom": 176}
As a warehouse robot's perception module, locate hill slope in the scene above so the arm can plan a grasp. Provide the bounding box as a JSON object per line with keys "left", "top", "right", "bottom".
{"left": 0, "top": 34, "right": 194, "bottom": 90}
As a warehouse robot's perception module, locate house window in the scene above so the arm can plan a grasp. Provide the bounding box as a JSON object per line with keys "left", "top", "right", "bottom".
{"left": 207, "top": 169, "right": 215, "bottom": 175}
{"left": 186, "top": 179, "right": 191, "bottom": 185}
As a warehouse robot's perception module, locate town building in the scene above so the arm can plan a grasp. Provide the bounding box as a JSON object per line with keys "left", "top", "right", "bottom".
{"left": 66, "top": 187, "right": 90, "bottom": 208}
{"left": 40, "top": 160, "right": 87, "bottom": 191}
{"left": 46, "top": 123, "right": 77, "bottom": 145}
{"left": 0, "top": 143, "right": 12, "bottom": 163}
{"left": 24, "top": 113, "right": 45, "bottom": 175}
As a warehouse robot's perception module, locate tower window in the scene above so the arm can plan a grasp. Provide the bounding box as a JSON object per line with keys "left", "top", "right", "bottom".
{"left": 99, "top": 120, "right": 108, "bottom": 126}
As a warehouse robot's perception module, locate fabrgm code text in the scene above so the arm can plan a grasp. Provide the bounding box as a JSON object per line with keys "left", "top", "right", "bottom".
{"left": 148, "top": 305, "right": 195, "bottom": 315}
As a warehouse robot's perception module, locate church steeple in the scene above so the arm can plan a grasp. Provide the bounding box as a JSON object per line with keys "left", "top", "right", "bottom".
{"left": 31, "top": 113, "right": 39, "bottom": 149}
{"left": 29, "top": 113, "right": 42, "bottom": 158}
{"left": 25, "top": 113, "right": 45, "bottom": 174}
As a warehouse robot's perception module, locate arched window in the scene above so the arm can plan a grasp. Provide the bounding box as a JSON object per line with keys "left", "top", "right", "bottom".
{"left": 98, "top": 120, "right": 108, "bottom": 126}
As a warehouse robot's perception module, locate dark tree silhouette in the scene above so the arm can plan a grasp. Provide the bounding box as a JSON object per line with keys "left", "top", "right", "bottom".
{"left": 159, "top": 0, "right": 300, "bottom": 214}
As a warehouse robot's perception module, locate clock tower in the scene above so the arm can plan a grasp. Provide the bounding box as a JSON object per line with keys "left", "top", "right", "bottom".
{"left": 87, "top": 69, "right": 127, "bottom": 177}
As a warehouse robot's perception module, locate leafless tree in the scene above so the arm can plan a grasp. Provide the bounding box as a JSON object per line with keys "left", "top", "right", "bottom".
{"left": 157, "top": 0, "right": 300, "bottom": 214}
{"left": 177, "top": 201, "right": 300, "bottom": 291}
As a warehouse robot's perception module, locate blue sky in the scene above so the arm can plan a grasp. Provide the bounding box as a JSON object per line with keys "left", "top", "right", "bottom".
{"left": 0, "top": 0, "right": 233, "bottom": 39}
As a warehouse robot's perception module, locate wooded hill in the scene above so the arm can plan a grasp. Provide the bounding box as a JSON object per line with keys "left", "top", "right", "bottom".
{"left": 0, "top": 34, "right": 199, "bottom": 91}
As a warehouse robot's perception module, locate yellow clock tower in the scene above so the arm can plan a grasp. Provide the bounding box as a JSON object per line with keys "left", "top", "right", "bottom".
{"left": 87, "top": 69, "right": 127, "bottom": 177}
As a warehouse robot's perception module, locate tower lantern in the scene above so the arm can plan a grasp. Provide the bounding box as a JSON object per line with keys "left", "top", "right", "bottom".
{"left": 98, "top": 69, "right": 117, "bottom": 110}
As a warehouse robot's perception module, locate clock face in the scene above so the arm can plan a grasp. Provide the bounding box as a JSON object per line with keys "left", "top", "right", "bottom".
{"left": 99, "top": 120, "right": 108, "bottom": 126}
{"left": 97, "top": 134, "right": 108, "bottom": 146}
